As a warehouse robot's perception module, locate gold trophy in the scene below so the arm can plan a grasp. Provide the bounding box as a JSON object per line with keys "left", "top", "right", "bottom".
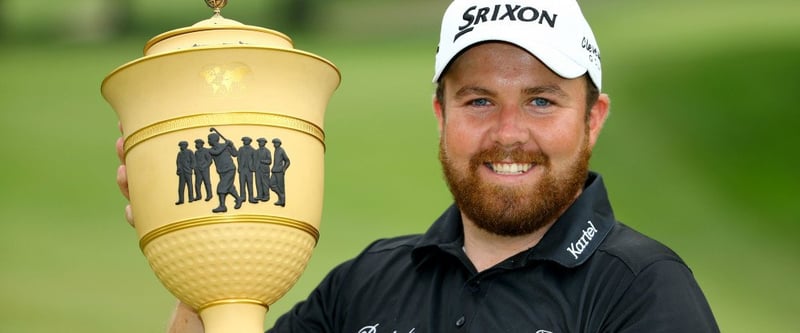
{"left": 101, "top": 1, "right": 340, "bottom": 332}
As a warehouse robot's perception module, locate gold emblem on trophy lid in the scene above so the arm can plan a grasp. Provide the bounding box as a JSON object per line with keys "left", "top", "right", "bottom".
{"left": 205, "top": 0, "right": 229, "bottom": 14}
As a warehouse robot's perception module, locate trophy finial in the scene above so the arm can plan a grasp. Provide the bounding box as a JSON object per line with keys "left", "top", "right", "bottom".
{"left": 205, "top": 0, "right": 229, "bottom": 15}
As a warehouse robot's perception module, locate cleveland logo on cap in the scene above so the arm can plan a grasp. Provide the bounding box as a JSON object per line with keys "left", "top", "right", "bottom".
{"left": 454, "top": 4, "right": 559, "bottom": 42}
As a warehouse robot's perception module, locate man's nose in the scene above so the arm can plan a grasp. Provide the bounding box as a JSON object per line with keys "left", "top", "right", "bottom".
{"left": 491, "top": 105, "right": 530, "bottom": 147}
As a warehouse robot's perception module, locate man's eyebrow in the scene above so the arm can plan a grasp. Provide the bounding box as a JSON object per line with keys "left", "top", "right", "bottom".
{"left": 524, "top": 85, "right": 569, "bottom": 98}
{"left": 454, "top": 85, "right": 569, "bottom": 98}
{"left": 454, "top": 86, "right": 494, "bottom": 98}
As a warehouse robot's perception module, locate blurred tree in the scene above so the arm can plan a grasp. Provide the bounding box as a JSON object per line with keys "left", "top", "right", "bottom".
{"left": 62, "top": 0, "right": 135, "bottom": 41}
{"left": 107, "top": 0, "right": 134, "bottom": 34}
{"left": 273, "top": 0, "right": 317, "bottom": 32}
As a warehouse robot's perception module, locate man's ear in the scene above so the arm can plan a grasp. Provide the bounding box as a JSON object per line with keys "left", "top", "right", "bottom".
{"left": 588, "top": 93, "right": 610, "bottom": 149}
{"left": 433, "top": 95, "right": 445, "bottom": 136}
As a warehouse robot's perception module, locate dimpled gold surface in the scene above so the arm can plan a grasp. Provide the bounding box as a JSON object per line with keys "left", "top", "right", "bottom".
{"left": 142, "top": 222, "right": 316, "bottom": 309}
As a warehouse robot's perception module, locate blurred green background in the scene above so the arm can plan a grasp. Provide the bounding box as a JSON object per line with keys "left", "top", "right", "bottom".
{"left": 0, "top": 0, "right": 798, "bottom": 332}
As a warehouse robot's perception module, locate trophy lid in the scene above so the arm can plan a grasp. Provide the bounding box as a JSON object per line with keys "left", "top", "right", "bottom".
{"left": 143, "top": 0, "right": 293, "bottom": 56}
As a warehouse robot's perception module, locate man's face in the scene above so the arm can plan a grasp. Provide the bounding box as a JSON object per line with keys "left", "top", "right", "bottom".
{"left": 435, "top": 42, "right": 608, "bottom": 236}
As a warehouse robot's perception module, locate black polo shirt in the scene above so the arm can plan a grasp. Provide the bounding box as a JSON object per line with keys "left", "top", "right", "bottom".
{"left": 269, "top": 172, "right": 719, "bottom": 332}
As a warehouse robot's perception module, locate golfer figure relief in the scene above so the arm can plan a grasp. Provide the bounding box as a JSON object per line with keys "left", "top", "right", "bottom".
{"left": 175, "top": 141, "right": 195, "bottom": 205}
{"left": 254, "top": 137, "right": 272, "bottom": 202}
{"left": 237, "top": 137, "right": 259, "bottom": 205}
{"left": 173, "top": 128, "right": 290, "bottom": 212}
{"left": 207, "top": 128, "right": 241, "bottom": 213}
{"left": 193, "top": 138, "right": 213, "bottom": 202}
{"left": 270, "top": 138, "right": 290, "bottom": 207}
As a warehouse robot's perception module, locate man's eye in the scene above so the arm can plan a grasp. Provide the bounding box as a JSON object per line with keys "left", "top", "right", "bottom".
{"left": 532, "top": 98, "right": 551, "bottom": 107}
{"left": 470, "top": 98, "right": 491, "bottom": 107}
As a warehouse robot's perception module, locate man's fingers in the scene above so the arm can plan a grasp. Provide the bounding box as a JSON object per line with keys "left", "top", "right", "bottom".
{"left": 118, "top": 165, "right": 134, "bottom": 227}
{"left": 125, "top": 204, "right": 134, "bottom": 227}
{"left": 117, "top": 164, "right": 130, "bottom": 200}
{"left": 116, "top": 123, "right": 134, "bottom": 227}
{"left": 116, "top": 136, "right": 125, "bottom": 163}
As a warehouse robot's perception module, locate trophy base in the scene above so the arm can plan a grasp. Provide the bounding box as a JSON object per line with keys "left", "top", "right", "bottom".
{"left": 201, "top": 301, "right": 268, "bottom": 333}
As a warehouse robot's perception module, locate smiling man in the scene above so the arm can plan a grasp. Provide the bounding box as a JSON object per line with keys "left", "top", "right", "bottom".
{"left": 119, "top": 0, "right": 720, "bottom": 332}
{"left": 273, "top": 1, "right": 719, "bottom": 331}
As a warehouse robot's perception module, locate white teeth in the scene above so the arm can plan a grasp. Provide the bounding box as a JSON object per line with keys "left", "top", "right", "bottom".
{"left": 490, "top": 163, "right": 532, "bottom": 175}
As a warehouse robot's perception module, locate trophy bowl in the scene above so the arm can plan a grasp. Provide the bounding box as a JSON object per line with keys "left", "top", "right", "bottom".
{"left": 101, "top": 4, "right": 340, "bottom": 332}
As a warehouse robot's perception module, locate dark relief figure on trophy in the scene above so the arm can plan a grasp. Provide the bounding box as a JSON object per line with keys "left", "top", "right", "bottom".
{"left": 270, "top": 138, "right": 290, "bottom": 207}
{"left": 208, "top": 128, "right": 241, "bottom": 213}
{"left": 174, "top": 128, "right": 289, "bottom": 212}
{"left": 255, "top": 137, "right": 272, "bottom": 202}
{"left": 175, "top": 141, "right": 195, "bottom": 205}
{"left": 193, "top": 138, "right": 213, "bottom": 202}
{"left": 237, "top": 137, "right": 259, "bottom": 205}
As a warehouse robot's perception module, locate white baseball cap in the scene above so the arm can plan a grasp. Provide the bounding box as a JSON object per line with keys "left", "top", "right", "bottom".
{"left": 433, "top": 0, "right": 602, "bottom": 90}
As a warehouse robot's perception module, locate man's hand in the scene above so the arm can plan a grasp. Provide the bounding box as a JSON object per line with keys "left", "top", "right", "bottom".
{"left": 116, "top": 129, "right": 134, "bottom": 226}
{"left": 167, "top": 301, "right": 205, "bottom": 333}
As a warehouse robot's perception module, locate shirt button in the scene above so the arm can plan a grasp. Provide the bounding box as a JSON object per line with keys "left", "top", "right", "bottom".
{"left": 455, "top": 315, "right": 466, "bottom": 327}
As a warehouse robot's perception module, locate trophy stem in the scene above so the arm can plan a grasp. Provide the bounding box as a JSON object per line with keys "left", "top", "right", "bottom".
{"left": 200, "top": 302, "right": 268, "bottom": 333}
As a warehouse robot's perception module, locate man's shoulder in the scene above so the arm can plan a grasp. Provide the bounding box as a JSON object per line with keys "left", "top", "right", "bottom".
{"left": 363, "top": 234, "right": 422, "bottom": 254}
{"left": 323, "top": 234, "right": 424, "bottom": 290}
{"left": 336, "top": 234, "right": 422, "bottom": 273}
{"left": 596, "top": 222, "right": 685, "bottom": 275}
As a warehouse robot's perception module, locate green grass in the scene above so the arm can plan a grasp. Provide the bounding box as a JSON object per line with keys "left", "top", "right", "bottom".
{"left": 1, "top": 0, "right": 798, "bottom": 332}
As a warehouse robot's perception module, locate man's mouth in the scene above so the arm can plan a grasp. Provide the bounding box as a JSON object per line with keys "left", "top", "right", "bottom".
{"left": 486, "top": 162, "right": 533, "bottom": 175}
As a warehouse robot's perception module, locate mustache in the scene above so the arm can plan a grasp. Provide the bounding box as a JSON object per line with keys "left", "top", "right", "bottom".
{"left": 469, "top": 146, "right": 549, "bottom": 168}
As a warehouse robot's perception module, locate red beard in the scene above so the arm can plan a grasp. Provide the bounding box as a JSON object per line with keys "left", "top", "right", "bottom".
{"left": 439, "top": 140, "right": 591, "bottom": 236}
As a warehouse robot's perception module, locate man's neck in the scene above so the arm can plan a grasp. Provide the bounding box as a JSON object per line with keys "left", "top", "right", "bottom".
{"left": 461, "top": 217, "right": 556, "bottom": 272}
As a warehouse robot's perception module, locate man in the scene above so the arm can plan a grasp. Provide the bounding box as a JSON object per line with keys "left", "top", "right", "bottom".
{"left": 207, "top": 132, "right": 241, "bottom": 213}
{"left": 115, "top": 0, "right": 719, "bottom": 331}
{"left": 193, "top": 138, "right": 213, "bottom": 202}
{"left": 237, "top": 136, "right": 259, "bottom": 204}
{"left": 174, "top": 141, "right": 194, "bottom": 205}
{"left": 269, "top": 138, "right": 290, "bottom": 207}
{"left": 254, "top": 137, "right": 272, "bottom": 202}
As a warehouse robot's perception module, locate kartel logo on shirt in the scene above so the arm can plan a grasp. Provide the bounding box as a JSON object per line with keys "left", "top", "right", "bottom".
{"left": 566, "top": 220, "right": 598, "bottom": 259}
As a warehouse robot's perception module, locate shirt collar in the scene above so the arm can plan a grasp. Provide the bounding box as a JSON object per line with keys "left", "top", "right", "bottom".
{"left": 412, "top": 172, "right": 616, "bottom": 268}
